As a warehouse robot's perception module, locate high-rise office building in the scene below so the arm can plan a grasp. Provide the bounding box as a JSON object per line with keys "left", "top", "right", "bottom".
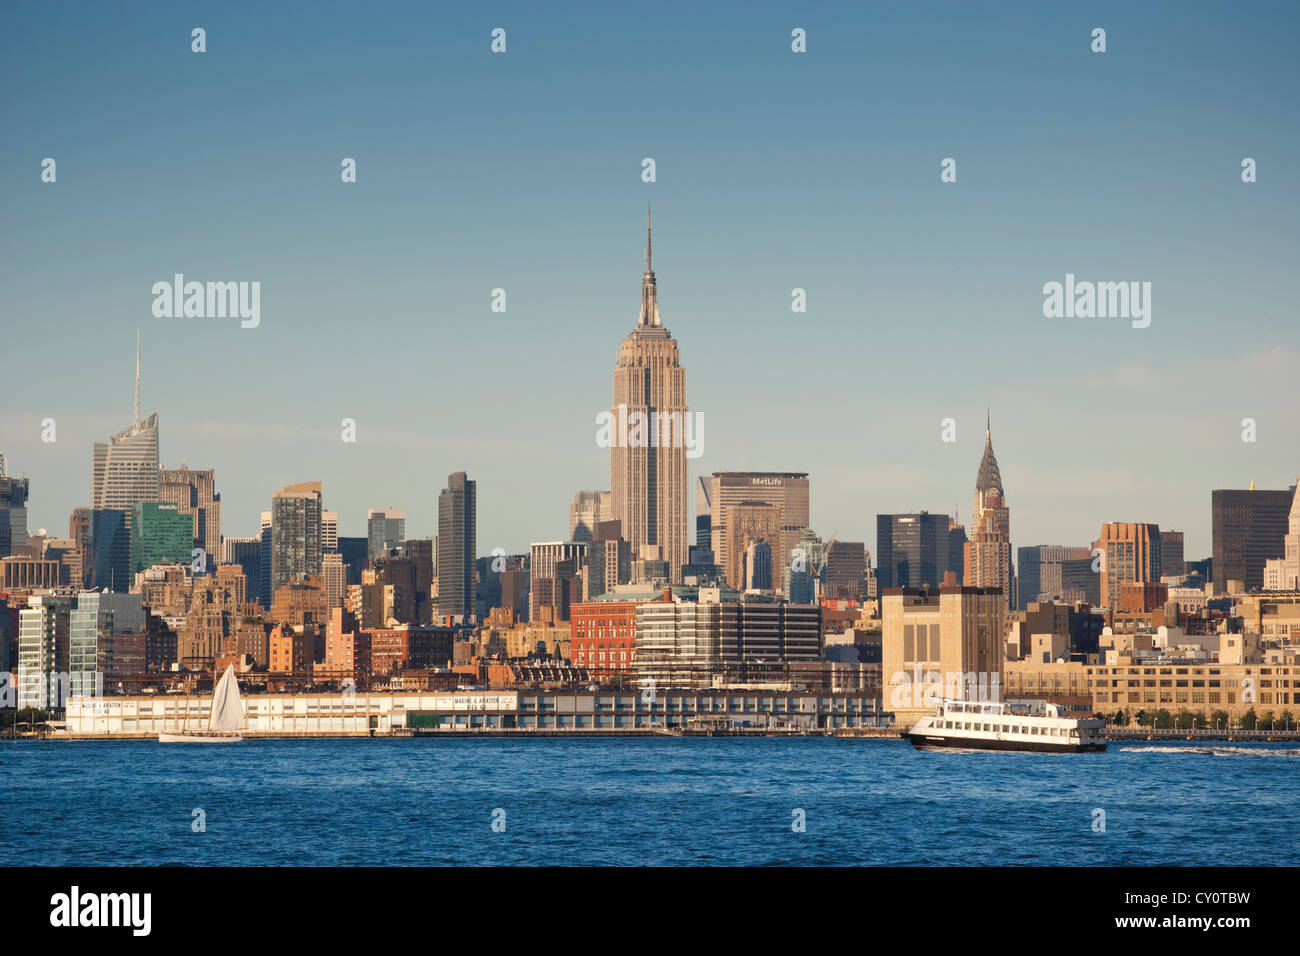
{"left": 824, "top": 540, "right": 866, "bottom": 601}
{"left": 338, "top": 536, "right": 368, "bottom": 586}
{"left": 159, "top": 466, "right": 221, "bottom": 566}
{"left": 610, "top": 211, "right": 689, "bottom": 583}
{"left": 259, "top": 512, "right": 273, "bottom": 607}
{"left": 17, "top": 594, "right": 70, "bottom": 709}
{"left": 1093, "top": 522, "right": 1162, "bottom": 609}
{"left": 1212, "top": 485, "right": 1296, "bottom": 592}
{"left": 130, "top": 501, "right": 193, "bottom": 574}
{"left": 742, "top": 540, "right": 773, "bottom": 592}
{"left": 695, "top": 476, "right": 712, "bottom": 549}
{"left": 876, "top": 513, "right": 959, "bottom": 590}
{"left": 322, "top": 511, "right": 339, "bottom": 553}
{"left": 570, "top": 491, "right": 613, "bottom": 543}
{"left": 69, "top": 508, "right": 91, "bottom": 588}
{"left": 0, "top": 454, "right": 30, "bottom": 559}
{"left": 1283, "top": 479, "right": 1300, "bottom": 591}
{"left": 529, "top": 541, "right": 587, "bottom": 621}
{"left": 270, "top": 481, "right": 324, "bottom": 596}
{"left": 367, "top": 508, "right": 406, "bottom": 559}
{"left": 707, "top": 472, "right": 810, "bottom": 597}
{"left": 92, "top": 334, "right": 159, "bottom": 518}
{"left": 405, "top": 538, "right": 434, "bottom": 623}
{"left": 90, "top": 334, "right": 160, "bottom": 591}
{"left": 1017, "top": 545, "right": 1097, "bottom": 608}
{"left": 323, "top": 552, "right": 346, "bottom": 609}
{"left": 89, "top": 509, "right": 131, "bottom": 592}
{"left": 436, "top": 472, "right": 476, "bottom": 621}
{"left": 1159, "top": 530, "right": 1186, "bottom": 579}
{"left": 584, "top": 520, "right": 631, "bottom": 601}
{"left": 965, "top": 418, "right": 1013, "bottom": 608}
{"left": 222, "top": 536, "right": 262, "bottom": 602}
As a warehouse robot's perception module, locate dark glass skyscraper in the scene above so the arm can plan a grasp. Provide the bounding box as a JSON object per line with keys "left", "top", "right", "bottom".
{"left": 1212, "top": 486, "right": 1295, "bottom": 591}
{"left": 436, "top": 472, "right": 476, "bottom": 622}
{"left": 270, "top": 481, "right": 323, "bottom": 596}
{"left": 876, "top": 512, "right": 956, "bottom": 589}
{"left": 0, "top": 464, "right": 29, "bottom": 558}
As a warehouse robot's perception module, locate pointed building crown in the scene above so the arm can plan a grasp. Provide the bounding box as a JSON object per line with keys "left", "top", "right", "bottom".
{"left": 976, "top": 419, "right": 1003, "bottom": 497}
{"left": 637, "top": 205, "right": 662, "bottom": 330}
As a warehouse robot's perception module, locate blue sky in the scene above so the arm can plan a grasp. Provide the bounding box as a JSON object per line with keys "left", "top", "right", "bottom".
{"left": 2, "top": 0, "right": 1297, "bottom": 560}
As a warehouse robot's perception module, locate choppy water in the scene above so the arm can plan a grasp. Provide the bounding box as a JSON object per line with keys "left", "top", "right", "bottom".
{"left": 3, "top": 737, "right": 1296, "bottom": 865}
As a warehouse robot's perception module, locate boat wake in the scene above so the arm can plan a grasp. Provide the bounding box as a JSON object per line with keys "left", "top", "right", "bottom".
{"left": 1119, "top": 745, "right": 1300, "bottom": 758}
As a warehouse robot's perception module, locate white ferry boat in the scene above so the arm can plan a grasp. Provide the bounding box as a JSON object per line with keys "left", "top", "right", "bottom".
{"left": 903, "top": 699, "right": 1107, "bottom": 753}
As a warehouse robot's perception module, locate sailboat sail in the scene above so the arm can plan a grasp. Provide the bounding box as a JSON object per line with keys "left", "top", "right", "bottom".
{"left": 208, "top": 664, "right": 244, "bottom": 733}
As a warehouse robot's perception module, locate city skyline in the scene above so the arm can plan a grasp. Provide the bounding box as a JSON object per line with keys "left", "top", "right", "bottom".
{"left": 4, "top": 2, "right": 1299, "bottom": 561}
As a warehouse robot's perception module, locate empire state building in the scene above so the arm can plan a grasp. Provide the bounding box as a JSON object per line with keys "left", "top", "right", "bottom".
{"left": 610, "top": 210, "right": 688, "bottom": 582}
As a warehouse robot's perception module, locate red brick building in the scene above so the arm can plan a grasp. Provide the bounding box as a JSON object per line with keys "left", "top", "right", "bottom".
{"left": 367, "top": 625, "right": 455, "bottom": 676}
{"left": 569, "top": 599, "right": 639, "bottom": 678}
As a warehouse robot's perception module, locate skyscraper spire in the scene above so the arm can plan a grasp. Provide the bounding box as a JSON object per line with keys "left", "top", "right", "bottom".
{"left": 638, "top": 208, "right": 660, "bottom": 328}
{"left": 135, "top": 329, "right": 141, "bottom": 423}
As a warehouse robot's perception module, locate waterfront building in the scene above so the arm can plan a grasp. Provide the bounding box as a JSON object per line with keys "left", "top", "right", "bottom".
{"left": 17, "top": 594, "right": 70, "bottom": 709}
{"left": 69, "top": 592, "right": 146, "bottom": 697}
{"left": 367, "top": 624, "right": 456, "bottom": 675}
{"left": 159, "top": 466, "right": 221, "bottom": 567}
{"left": 367, "top": 508, "right": 406, "bottom": 559}
{"left": 570, "top": 596, "right": 639, "bottom": 678}
{"left": 436, "top": 472, "right": 476, "bottom": 622}
{"left": 63, "top": 687, "right": 885, "bottom": 736}
{"left": 1093, "top": 522, "right": 1162, "bottom": 609}
{"left": 270, "top": 482, "right": 324, "bottom": 597}
{"left": 1004, "top": 658, "right": 1300, "bottom": 723}
{"left": 610, "top": 211, "right": 689, "bottom": 583}
{"left": 631, "top": 585, "right": 822, "bottom": 688}
{"left": 881, "top": 586, "right": 1006, "bottom": 728}
{"left": 1212, "top": 484, "right": 1295, "bottom": 592}
{"left": 707, "top": 472, "right": 810, "bottom": 596}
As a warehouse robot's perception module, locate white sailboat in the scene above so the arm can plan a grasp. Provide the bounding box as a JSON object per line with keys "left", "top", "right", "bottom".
{"left": 159, "top": 664, "right": 245, "bottom": 743}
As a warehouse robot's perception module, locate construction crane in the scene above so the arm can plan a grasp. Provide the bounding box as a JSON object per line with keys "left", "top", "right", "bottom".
{"left": 808, "top": 529, "right": 837, "bottom": 603}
